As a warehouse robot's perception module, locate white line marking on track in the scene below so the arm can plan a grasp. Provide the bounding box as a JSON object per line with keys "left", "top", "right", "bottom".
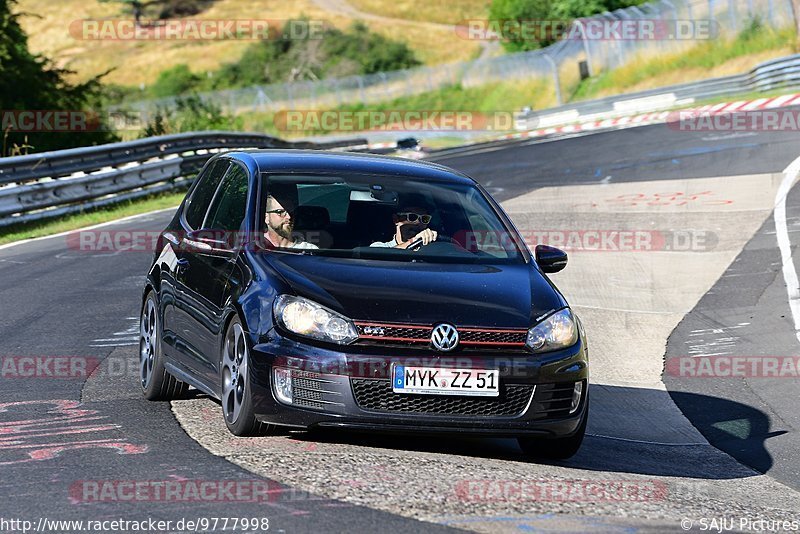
{"left": 0, "top": 206, "right": 179, "bottom": 252}
{"left": 585, "top": 433, "right": 709, "bottom": 446}
{"left": 775, "top": 155, "right": 800, "bottom": 343}
{"left": 571, "top": 303, "right": 677, "bottom": 315}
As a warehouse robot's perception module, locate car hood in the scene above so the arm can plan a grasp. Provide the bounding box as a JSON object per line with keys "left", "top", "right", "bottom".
{"left": 255, "top": 253, "right": 567, "bottom": 328}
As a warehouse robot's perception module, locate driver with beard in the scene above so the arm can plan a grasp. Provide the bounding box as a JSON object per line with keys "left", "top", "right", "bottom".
{"left": 370, "top": 204, "right": 438, "bottom": 249}
{"left": 264, "top": 194, "right": 319, "bottom": 249}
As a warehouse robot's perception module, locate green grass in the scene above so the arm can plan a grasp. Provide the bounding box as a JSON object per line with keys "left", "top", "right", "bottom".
{"left": 571, "top": 22, "right": 797, "bottom": 101}
{"left": 0, "top": 191, "right": 185, "bottom": 246}
{"left": 243, "top": 79, "right": 556, "bottom": 136}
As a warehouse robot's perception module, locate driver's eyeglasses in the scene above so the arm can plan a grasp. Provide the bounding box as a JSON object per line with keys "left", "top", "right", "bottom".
{"left": 397, "top": 212, "right": 432, "bottom": 224}
{"left": 266, "top": 208, "right": 293, "bottom": 218}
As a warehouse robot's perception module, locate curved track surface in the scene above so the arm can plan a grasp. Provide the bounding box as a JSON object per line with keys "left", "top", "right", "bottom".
{"left": 2, "top": 119, "right": 800, "bottom": 532}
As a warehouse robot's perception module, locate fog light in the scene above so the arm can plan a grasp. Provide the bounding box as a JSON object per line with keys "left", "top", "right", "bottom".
{"left": 274, "top": 367, "right": 293, "bottom": 404}
{"left": 570, "top": 381, "right": 583, "bottom": 413}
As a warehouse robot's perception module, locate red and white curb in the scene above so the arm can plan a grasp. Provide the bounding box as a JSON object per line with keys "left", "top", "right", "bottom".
{"left": 504, "top": 92, "right": 800, "bottom": 140}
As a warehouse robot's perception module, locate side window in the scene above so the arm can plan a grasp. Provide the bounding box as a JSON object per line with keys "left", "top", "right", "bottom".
{"left": 464, "top": 189, "right": 513, "bottom": 258}
{"left": 297, "top": 184, "right": 350, "bottom": 222}
{"left": 205, "top": 165, "right": 249, "bottom": 232}
{"left": 184, "top": 159, "right": 230, "bottom": 229}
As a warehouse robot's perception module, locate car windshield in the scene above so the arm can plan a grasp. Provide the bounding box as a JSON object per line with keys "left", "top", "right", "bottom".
{"left": 259, "top": 173, "right": 526, "bottom": 264}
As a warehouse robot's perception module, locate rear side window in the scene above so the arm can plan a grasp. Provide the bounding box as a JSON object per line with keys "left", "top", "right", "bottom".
{"left": 297, "top": 184, "right": 350, "bottom": 222}
{"left": 184, "top": 159, "right": 230, "bottom": 229}
{"left": 205, "top": 164, "right": 249, "bottom": 231}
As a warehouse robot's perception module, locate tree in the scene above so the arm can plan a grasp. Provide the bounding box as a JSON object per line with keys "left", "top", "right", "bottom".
{"left": 140, "top": 95, "right": 240, "bottom": 137}
{"left": 99, "top": 0, "right": 154, "bottom": 26}
{"left": 489, "top": 0, "right": 556, "bottom": 52}
{"left": 489, "top": 0, "right": 646, "bottom": 52}
{"left": 0, "top": 0, "right": 117, "bottom": 155}
{"left": 99, "top": 0, "right": 215, "bottom": 24}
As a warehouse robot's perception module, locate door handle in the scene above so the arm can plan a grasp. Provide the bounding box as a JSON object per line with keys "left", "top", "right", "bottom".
{"left": 176, "top": 258, "right": 190, "bottom": 273}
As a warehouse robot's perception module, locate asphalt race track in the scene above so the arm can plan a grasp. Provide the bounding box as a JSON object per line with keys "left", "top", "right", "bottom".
{"left": 2, "top": 118, "right": 800, "bottom": 533}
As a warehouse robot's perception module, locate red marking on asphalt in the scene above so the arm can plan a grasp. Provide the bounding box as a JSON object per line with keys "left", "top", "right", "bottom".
{"left": 0, "top": 400, "right": 147, "bottom": 465}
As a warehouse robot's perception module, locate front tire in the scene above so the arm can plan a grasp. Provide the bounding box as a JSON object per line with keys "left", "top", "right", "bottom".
{"left": 140, "top": 291, "right": 188, "bottom": 401}
{"left": 518, "top": 388, "right": 588, "bottom": 460}
{"left": 221, "top": 316, "right": 273, "bottom": 436}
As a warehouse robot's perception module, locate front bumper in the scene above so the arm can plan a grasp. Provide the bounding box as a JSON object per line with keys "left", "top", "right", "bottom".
{"left": 248, "top": 331, "right": 588, "bottom": 438}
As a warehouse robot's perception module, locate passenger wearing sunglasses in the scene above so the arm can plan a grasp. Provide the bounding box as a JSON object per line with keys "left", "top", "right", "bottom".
{"left": 264, "top": 195, "right": 319, "bottom": 249}
{"left": 370, "top": 205, "right": 438, "bottom": 249}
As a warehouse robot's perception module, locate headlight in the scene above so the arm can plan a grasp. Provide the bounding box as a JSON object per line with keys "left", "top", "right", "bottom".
{"left": 273, "top": 295, "right": 358, "bottom": 345}
{"left": 526, "top": 308, "right": 579, "bottom": 353}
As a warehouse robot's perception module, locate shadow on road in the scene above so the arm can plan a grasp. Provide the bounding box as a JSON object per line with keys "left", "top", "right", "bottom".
{"left": 270, "top": 384, "right": 776, "bottom": 481}
{"left": 668, "top": 390, "right": 786, "bottom": 474}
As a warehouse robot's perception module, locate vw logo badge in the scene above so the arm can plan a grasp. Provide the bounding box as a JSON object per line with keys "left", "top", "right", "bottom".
{"left": 431, "top": 323, "right": 459, "bottom": 352}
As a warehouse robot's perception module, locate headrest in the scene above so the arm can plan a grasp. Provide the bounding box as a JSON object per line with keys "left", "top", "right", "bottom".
{"left": 294, "top": 205, "right": 330, "bottom": 230}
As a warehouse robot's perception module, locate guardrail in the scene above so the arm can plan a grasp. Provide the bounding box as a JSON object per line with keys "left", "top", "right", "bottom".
{"left": 518, "top": 53, "right": 800, "bottom": 129}
{"left": 0, "top": 132, "right": 367, "bottom": 228}
{"left": 5, "top": 51, "right": 800, "bottom": 229}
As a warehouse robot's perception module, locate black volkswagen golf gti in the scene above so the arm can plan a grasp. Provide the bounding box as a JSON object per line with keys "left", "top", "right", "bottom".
{"left": 140, "top": 150, "right": 589, "bottom": 459}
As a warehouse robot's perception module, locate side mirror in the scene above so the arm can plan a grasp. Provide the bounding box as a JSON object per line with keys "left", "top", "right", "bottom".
{"left": 535, "top": 244, "right": 568, "bottom": 273}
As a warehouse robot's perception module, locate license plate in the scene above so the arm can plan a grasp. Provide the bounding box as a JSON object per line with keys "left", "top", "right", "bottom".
{"left": 392, "top": 365, "right": 499, "bottom": 397}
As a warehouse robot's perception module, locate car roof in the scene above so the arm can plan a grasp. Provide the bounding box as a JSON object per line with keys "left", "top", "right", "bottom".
{"left": 225, "top": 150, "right": 476, "bottom": 185}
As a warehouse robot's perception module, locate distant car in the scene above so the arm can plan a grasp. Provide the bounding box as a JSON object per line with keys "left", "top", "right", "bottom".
{"left": 139, "top": 150, "right": 588, "bottom": 459}
{"left": 395, "top": 137, "right": 420, "bottom": 150}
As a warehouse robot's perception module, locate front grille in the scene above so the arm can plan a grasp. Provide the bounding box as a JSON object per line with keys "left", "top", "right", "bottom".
{"left": 291, "top": 375, "right": 341, "bottom": 410}
{"left": 356, "top": 324, "right": 430, "bottom": 343}
{"left": 459, "top": 329, "right": 527, "bottom": 345}
{"left": 351, "top": 378, "right": 533, "bottom": 416}
{"left": 529, "top": 382, "right": 578, "bottom": 420}
{"left": 354, "top": 322, "right": 527, "bottom": 349}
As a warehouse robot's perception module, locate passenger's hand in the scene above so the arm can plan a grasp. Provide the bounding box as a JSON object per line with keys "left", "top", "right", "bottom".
{"left": 412, "top": 228, "right": 438, "bottom": 246}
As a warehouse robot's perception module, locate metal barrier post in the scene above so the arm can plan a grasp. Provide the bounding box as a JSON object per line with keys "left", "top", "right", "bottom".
{"left": 572, "top": 21, "right": 595, "bottom": 76}
{"left": 542, "top": 52, "right": 563, "bottom": 106}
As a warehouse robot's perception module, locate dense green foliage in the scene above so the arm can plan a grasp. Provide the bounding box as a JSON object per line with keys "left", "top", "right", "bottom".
{"left": 0, "top": 0, "right": 117, "bottom": 155}
{"left": 142, "top": 21, "right": 420, "bottom": 99}
{"left": 140, "top": 94, "right": 241, "bottom": 136}
{"left": 489, "top": 0, "right": 646, "bottom": 51}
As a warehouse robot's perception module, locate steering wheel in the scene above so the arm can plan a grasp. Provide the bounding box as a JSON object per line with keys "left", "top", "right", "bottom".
{"left": 407, "top": 235, "right": 467, "bottom": 252}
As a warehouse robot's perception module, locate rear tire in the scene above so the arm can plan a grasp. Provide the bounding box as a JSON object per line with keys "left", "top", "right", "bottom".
{"left": 140, "top": 291, "right": 189, "bottom": 401}
{"left": 220, "top": 316, "right": 274, "bottom": 436}
{"left": 518, "top": 388, "right": 588, "bottom": 460}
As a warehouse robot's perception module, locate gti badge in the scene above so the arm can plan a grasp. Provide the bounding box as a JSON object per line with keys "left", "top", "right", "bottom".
{"left": 431, "top": 323, "right": 459, "bottom": 352}
{"left": 363, "top": 326, "right": 385, "bottom": 336}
